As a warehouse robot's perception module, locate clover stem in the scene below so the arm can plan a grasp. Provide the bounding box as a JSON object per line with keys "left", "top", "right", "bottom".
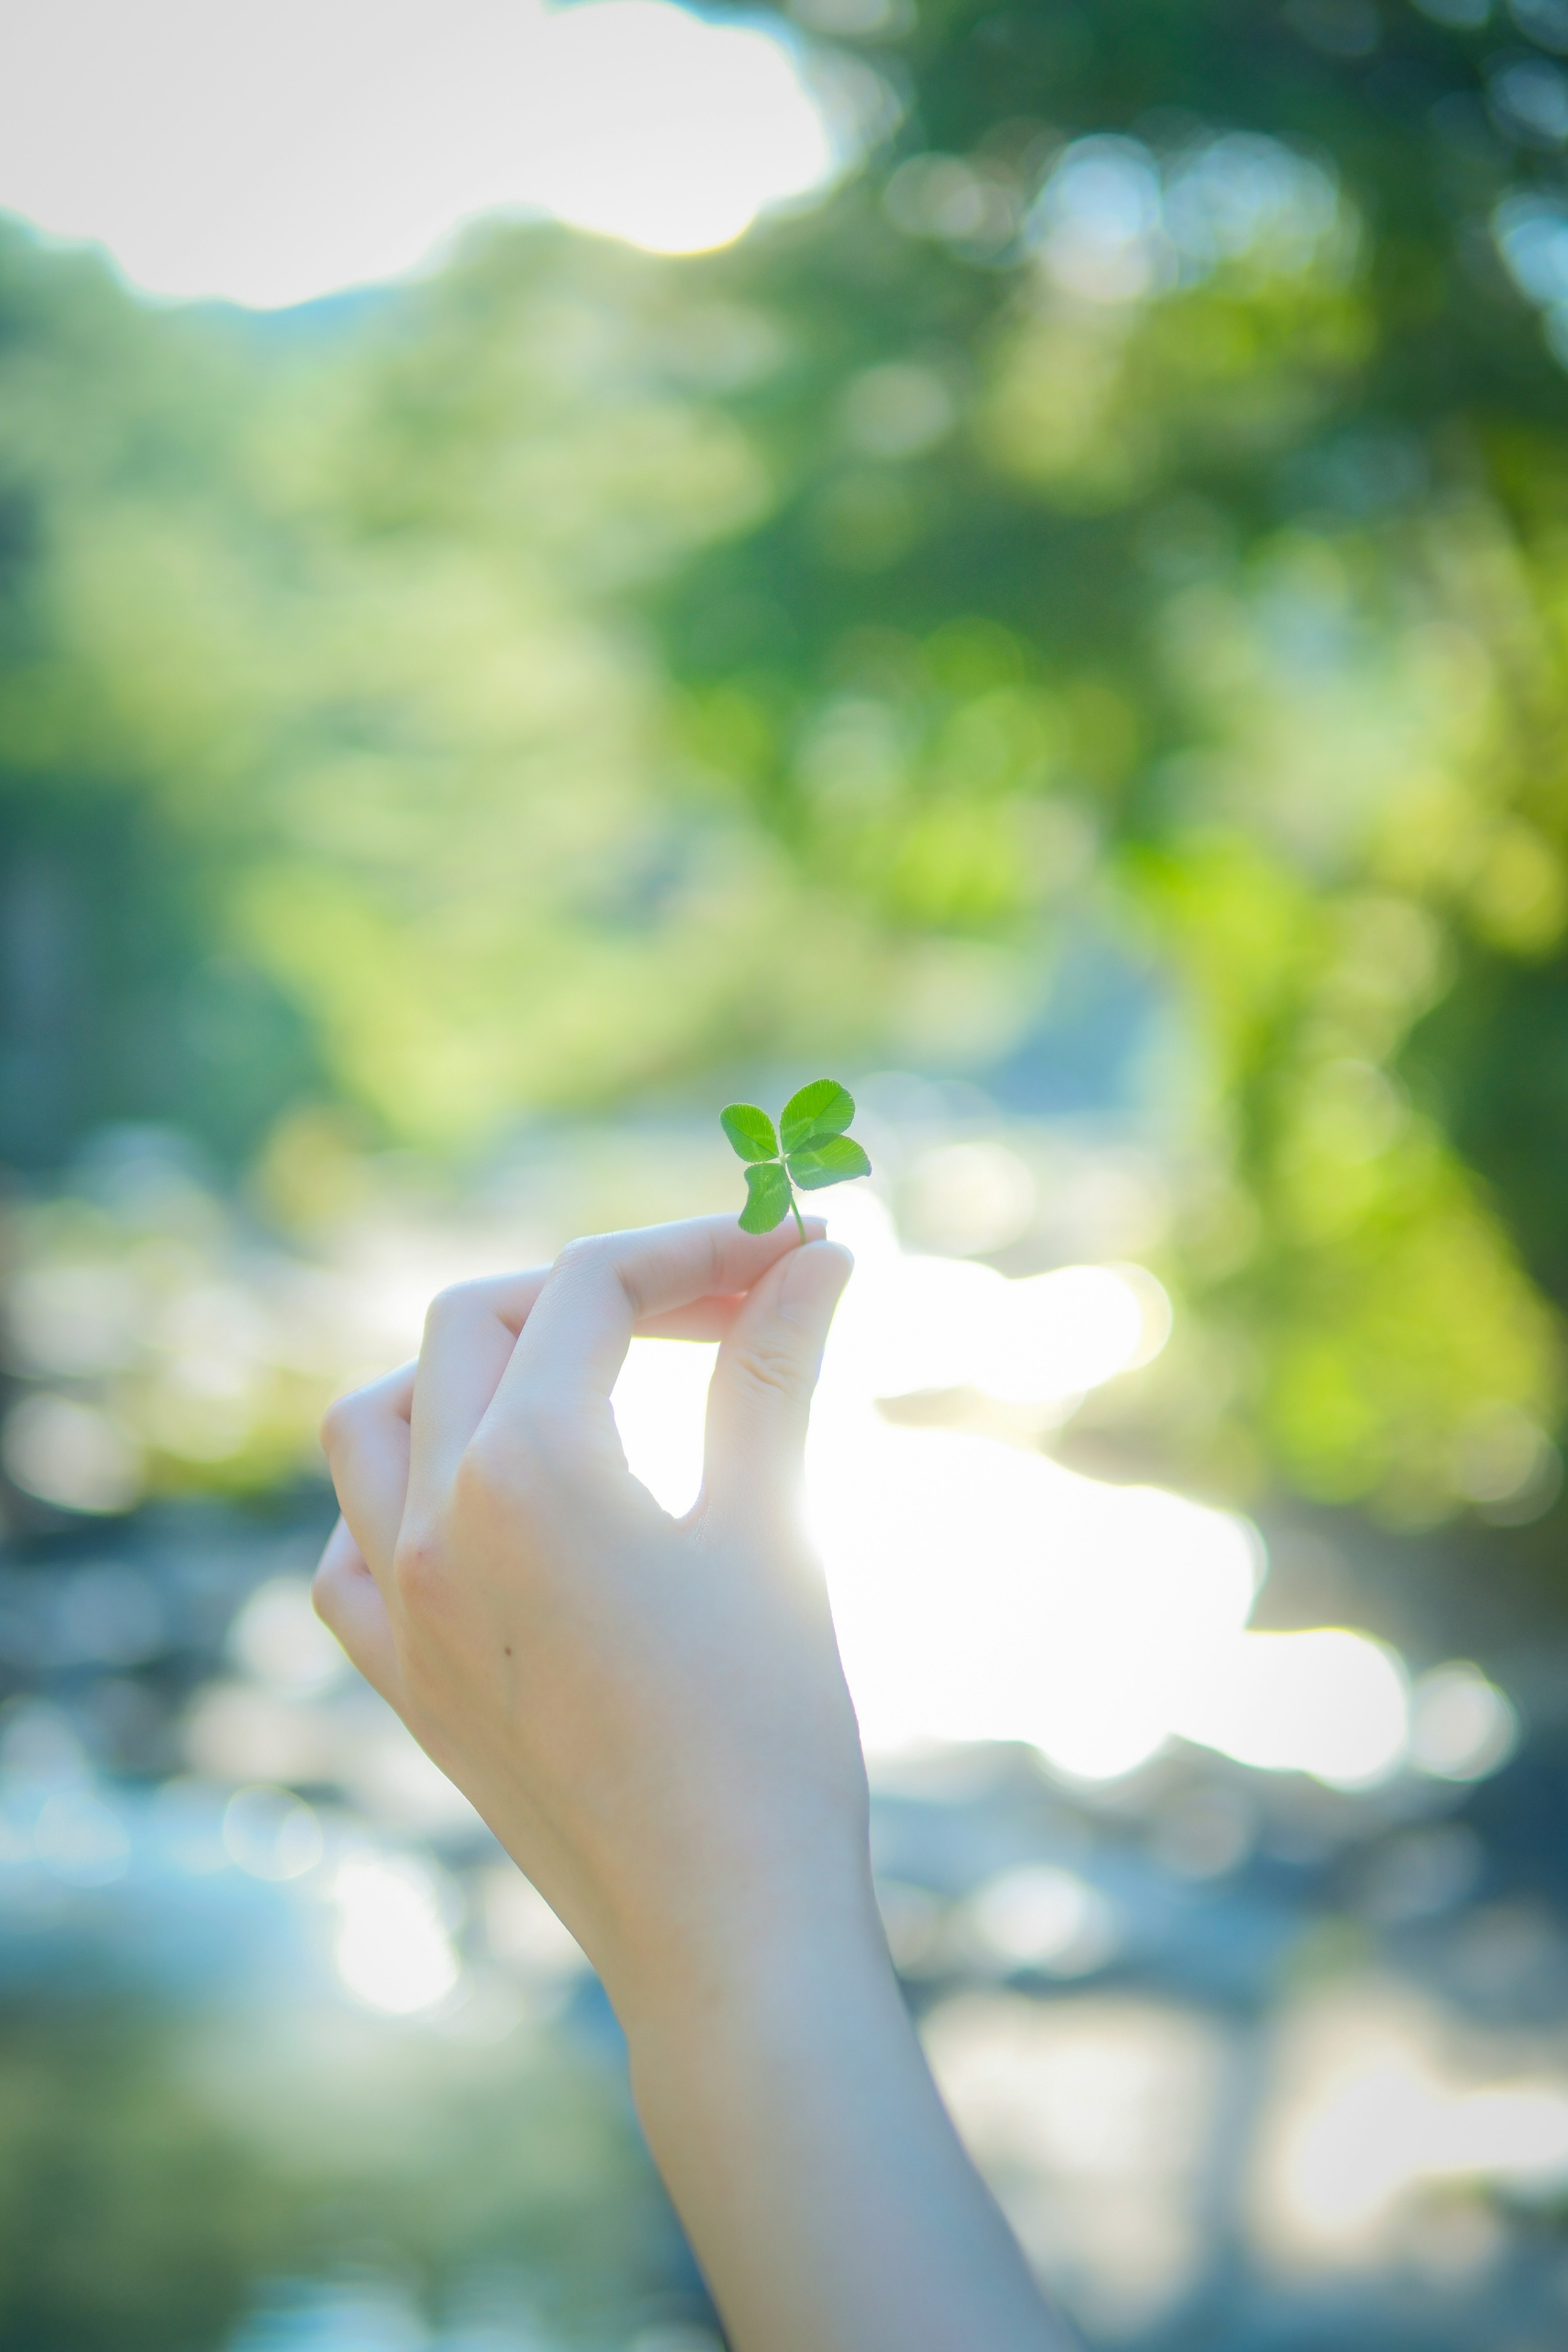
{"left": 788, "top": 1184, "right": 806, "bottom": 1244}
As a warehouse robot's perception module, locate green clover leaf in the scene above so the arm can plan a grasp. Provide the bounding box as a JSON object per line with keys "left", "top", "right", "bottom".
{"left": 780, "top": 1079, "right": 855, "bottom": 1155}
{"left": 787, "top": 1135, "right": 872, "bottom": 1190}
{"left": 738, "top": 1160, "right": 794, "bottom": 1233}
{"left": 721, "top": 1102, "right": 780, "bottom": 1162}
{"left": 723, "top": 1079, "right": 870, "bottom": 1240}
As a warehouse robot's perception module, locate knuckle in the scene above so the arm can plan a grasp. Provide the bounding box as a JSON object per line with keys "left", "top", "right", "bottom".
{"left": 455, "top": 1422, "right": 552, "bottom": 1514}
{"left": 453, "top": 1418, "right": 585, "bottom": 1542}
{"left": 423, "top": 1278, "right": 484, "bottom": 1333}
{"left": 554, "top": 1232, "right": 646, "bottom": 1315}
{"left": 310, "top": 1558, "right": 343, "bottom": 1630}
{"left": 449, "top": 1440, "right": 502, "bottom": 1521}
{"left": 318, "top": 1389, "right": 365, "bottom": 1457}
{"left": 448, "top": 1438, "right": 523, "bottom": 1536}
{"left": 392, "top": 1524, "right": 444, "bottom": 1612}
{"left": 732, "top": 1331, "right": 811, "bottom": 1408}
{"left": 552, "top": 1233, "right": 603, "bottom": 1278}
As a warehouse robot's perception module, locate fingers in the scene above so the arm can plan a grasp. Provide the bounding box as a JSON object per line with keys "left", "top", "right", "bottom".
{"left": 312, "top": 1516, "right": 401, "bottom": 1699}
{"left": 638, "top": 1297, "right": 745, "bottom": 1343}
{"left": 405, "top": 1267, "right": 753, "bottom": 1523}
{"left": 319, "top": 1361, "right": 415, "bottom": 1582}
{"left": 494, "top": 1214, "right": 826, "bottom": 1420}
{"left": 702, "top": 1239, "right": 853, "bottom": 1536}
{"left": 407, "top": 1271, "right": 551, "bottom": 1526}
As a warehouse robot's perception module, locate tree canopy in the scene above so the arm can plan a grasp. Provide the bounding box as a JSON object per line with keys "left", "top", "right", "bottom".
{"left": 4, "top": 0, "right": 1568, "bottom": 1521}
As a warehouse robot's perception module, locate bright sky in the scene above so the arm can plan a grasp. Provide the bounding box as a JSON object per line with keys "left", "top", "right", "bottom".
{"left": 0, "top": 0, "right": 842, "bottom": 307}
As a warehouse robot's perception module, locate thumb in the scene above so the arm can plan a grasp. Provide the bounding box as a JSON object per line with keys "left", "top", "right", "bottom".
{"left": 701, "top": 1238, "right": 853, "bottom": 1534}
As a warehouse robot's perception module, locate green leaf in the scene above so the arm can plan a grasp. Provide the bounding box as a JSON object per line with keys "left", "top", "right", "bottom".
{"left": 721, "top": 1102, "right": 780, "bottom": 1162}
{"left": 738, "top": 1160, "right": 793, "bottom": 1233}
{"left": 787, "top": 1135, "right": 872, "bottom": 1190}
{"left": 780, "top": 1078, "right": 855, "bottom": 1154}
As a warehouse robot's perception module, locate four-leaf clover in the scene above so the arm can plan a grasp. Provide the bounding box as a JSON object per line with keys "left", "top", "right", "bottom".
{"left": 721, "top": 1079, "right": 872, "bottom": 1238}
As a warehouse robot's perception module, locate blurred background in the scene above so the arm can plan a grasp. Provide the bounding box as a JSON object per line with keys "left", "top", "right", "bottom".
{"left": 4, "top": 0, "right": 1568, "bottom": 2344}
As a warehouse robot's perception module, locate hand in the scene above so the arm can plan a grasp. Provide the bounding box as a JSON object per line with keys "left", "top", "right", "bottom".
{"left": 316, "top": 1211, "right": 1075, "bottom": 2352}
{"left": 313, "top": 1213, "right": 865, "bottom": 2022}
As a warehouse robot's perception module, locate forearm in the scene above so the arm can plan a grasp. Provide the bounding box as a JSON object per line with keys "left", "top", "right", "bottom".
{"left": 622, "top": 1901, "right": 1080, "bottom": 2352}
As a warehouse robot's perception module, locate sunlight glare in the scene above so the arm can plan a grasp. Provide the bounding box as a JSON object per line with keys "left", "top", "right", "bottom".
{"left": 1172, "top": 1630, "right": 1409, "bottom": 1789}
{"left": 820, "top": 1193, "right": 1168, "bottom": 1406}
{"left": 1264, "top": 1995, "right": 1568, "bottom": 2261}
{"left": 0, "top": 0, "right": 842, "bottom": 306}
{"left": 605, "top": 1193, "right": 1414, "bottom": 1792}
{"left": 810, "top": 1418, "right": 1261, "bottom": 1778}
{"left": 613, "top": 1335, "right": 718, "bottom": 1514}
{"left": 523, "top": 2, "right": 836, "bottom": 255}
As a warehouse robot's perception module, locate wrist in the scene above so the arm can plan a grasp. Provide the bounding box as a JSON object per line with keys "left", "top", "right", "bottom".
{"left": 609, "top": 1863, "right": 893, "bottom": 2058}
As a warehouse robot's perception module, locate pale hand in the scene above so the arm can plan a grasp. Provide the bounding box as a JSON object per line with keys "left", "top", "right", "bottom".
{"left": 314, "top": 1212, "right": 867, "bottom": 2020}
{"left": 315, "top": 1213, "right": 1078, "bottom": 2352}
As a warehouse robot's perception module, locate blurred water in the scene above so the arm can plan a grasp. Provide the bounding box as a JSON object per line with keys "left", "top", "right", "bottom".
{"left": 231, "top": 2285, "right": 431, "bottom": 2352}
{"left": 0, "top": 1482, "right": 1564, "bottom": 2349}
{"left": 228, "top": 2277, "right": 586, "bottom": 2351}
{"left": 1, "top": 1119, "right": 1566, "bottom": 2349}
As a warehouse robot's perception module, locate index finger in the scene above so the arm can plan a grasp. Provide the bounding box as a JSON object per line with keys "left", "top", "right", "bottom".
{"left": 406, "top": 1266, "right": 764, "bottom": 1524}
{"left": 493, "top": 1213, "right": 825, "bottom": 1417}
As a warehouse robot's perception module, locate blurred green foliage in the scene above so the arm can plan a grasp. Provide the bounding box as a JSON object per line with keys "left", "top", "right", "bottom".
{"left": 0, "top": 2009, "right": 273, "bottom": 2352}
{"left": 5, "top": 0, "right": 1568, "bottom": 1517}
{"left": 0, "top": 2000, "right": 662, "bottom": 2351}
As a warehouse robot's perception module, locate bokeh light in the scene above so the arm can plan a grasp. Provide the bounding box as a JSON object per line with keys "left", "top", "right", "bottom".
{"left": 331, "top": 1851, "right": 462, "bottom": 2013}
{"left": 1409, "top": 1663, "right": 1521, "bottom": 1782}
{"left": 223, "top": 1784, "right": 325, "bottom": 1882}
